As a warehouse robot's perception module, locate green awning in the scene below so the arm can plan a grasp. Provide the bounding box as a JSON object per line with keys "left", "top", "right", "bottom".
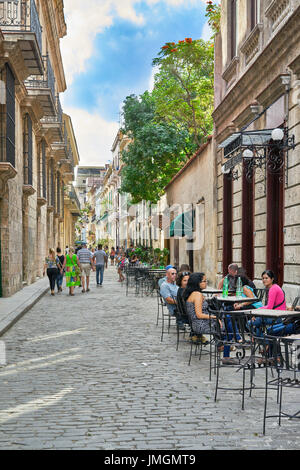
{"left": 100, "top": 212, "right": 108, "bottom": 221}
{"left": 169, "top": 211, "right": 194, "bottom": 238}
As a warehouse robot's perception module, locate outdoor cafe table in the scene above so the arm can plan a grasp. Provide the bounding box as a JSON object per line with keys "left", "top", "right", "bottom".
{"left": 243, "top": 309, "right": 300, "bottom": 319}
{"left": 215, "top": 296, "right": 260, "bottom": 305}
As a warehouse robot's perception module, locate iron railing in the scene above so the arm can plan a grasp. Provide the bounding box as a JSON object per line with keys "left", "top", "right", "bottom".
{"left": 25, "top": 54, "right": 55, "bottom": 101}
{"left": 69, "top": 190, "right": 81, "bottom": 211}
{"left": 40, "top": 93, "right": 63, "bottom": 125}
{"left": 0, "top": 0, "right": 42, "bottom": 54}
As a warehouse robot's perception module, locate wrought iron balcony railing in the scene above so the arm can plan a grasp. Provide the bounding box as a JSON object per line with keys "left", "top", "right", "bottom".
{"left": 69, "top": 190, "right": 81, "bottom": 211}
{"left": 24, "top": 54, "right": 56, "bottom": 105}
{"left": 0, "top": 0, "right": 42, "bottom": 55}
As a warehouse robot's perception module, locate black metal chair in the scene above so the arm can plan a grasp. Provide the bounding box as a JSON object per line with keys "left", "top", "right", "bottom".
{"left": 260, "top": 334, "right": 300, "bottom": 434}
{"left": 210, "top": 308, "right": 255, "bottom": 409}
{"left": 125, "top": 266, "right": 138, "bottom": 296}
{"left": 256, "top": 288, "right": 267, "bottom": 305}
{"left": 160, "top": 295, "right": 177, "bottom": 342}
{"left": 172, "top": 292, "right": 190, "bottom": 351}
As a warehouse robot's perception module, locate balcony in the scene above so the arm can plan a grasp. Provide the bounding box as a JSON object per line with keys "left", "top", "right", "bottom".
{"left": 265, "top": 0, "right": 293, "bottom": 35}
{"left": 40, "top": 94, "right": 64, "bottom": 144}
{"left": 59, "top": 139, "right": 75, "bottom": 178}
{"left": 65, "top": 190, "right": 81, "bottom": 215}
{"left": 0, "top": 0, "right": 43, "bottom": 76}
{"left": 24, "top": 55, "right": 56, "bottom": 117}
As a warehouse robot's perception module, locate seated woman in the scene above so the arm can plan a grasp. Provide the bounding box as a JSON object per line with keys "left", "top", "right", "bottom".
{"left": 183, "top": 273, "right": 231, "bottom": 357}
{"left": 250, "top": 270, "right": 296, "bottom": 337}
{"left": 175, "top": 271, "right": 190, "bottom": 329}
{"left": 233, "top": 275, "right": 263, "bottom": 311}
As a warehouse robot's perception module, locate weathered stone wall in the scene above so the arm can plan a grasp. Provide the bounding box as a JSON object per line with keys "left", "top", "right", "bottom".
{"left": 215, "top": 3, "right": 300, "bottom": 303}
{"left": 165, "top": 139, "right": 218, "bottom": 283}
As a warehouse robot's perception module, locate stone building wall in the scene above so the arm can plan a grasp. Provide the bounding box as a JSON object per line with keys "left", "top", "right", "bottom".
{"left": 165, "top": 137, "right": 218, "bottom": 282}
{"left": 214, "top": 1, "right": 300, "bottom": 303}
{"left": 0, "top": 1, "right": 79, "bottom": 297}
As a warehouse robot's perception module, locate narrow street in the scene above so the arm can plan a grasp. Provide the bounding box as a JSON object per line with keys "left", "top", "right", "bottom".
{"left": 0, "top": 267, "right": 298, "bottom": 450}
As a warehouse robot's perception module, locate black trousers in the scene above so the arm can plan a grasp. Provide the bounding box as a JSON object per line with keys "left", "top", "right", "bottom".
{"left": 47, "top": 268, "right": 59, "bottom": 291}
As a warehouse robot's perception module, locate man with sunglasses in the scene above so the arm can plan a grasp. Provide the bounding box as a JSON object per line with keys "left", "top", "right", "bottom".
{"left": 160, "top": 267, "right": 179, "bottom": 317}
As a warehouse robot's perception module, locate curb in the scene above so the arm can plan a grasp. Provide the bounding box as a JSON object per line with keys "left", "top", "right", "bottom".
{"left": 0, "top": 281, "right": 49, "bottom": 337}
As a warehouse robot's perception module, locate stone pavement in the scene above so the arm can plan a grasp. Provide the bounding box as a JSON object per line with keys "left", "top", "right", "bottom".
{"left": 0, "top": 266, "right": 299, "bottom": 450}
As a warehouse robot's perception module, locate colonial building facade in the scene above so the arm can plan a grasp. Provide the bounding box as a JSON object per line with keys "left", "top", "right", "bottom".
{"left": 214, "top": 0, "right": 300, "bottom": 301}
{"left": 0, "top": 1, "right": 80, "bottom": 297}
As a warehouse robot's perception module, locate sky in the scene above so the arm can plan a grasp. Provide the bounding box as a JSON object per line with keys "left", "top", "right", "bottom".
{"left": 60, "top": 0, "right": 212, "bottom": 167}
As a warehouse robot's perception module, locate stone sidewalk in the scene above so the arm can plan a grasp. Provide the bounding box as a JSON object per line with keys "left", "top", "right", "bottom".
{"left": 0, "top": 266, "right": 299, "bottom": 450}
{"left": 0, "top": 277, "right": 49, "bottom": 337}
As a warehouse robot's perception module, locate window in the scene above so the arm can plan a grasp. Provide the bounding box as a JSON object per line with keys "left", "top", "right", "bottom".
{"left": 23, "top": 113, "right": 33, "bottom": 186}
{"left": 230, "top": 0, "right": 237, "bottom": 60}
{"left": 42, "top": 140, "right": 46, "bottom": 199}
{"left": 4, "top": 64, "right": 16, "bottom": 166}
{"left": 250, "top": 0, "right": 260, "bottom": 30}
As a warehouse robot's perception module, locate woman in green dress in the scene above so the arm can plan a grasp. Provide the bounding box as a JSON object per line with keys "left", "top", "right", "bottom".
{"left": 65, "top": 247, "right": 81, "bottom": 295}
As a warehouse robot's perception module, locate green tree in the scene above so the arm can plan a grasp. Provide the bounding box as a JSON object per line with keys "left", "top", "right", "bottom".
{"left": 152, "top": 38, "right": 214, "bottom": 147}
{"left": 120, "top": 92, "right": 192, "bottom": 204}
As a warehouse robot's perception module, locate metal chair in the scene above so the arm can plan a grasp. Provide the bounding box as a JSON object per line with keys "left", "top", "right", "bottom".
{"left": 261, "top": 334, "right": 300, "bottom": 434}
{"left": 211, "top": 308, "right": 254, "bottom": 409}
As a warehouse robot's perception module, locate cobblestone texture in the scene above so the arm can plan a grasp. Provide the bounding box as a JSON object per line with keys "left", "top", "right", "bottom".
{"left": 0, "top": 266, "right": 299, "bottom": 450}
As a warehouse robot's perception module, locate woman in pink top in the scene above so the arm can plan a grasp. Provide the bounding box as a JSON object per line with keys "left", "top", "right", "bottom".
{"left": 250, "top": 270, "right": 286, "bottom": 336}
{"left": 260, "top": 270, "right": 286, "bottom": 310}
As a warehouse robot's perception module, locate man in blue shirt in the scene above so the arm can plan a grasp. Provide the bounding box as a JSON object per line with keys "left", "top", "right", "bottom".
{"left": 160, "top": 267, "right": 178, "bottom": 316}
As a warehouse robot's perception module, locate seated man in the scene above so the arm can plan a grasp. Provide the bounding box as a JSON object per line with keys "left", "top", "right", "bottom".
{"left": 158, "top": 265, "right": 175, "bottom": 289}
{"left": 218, "top": 263, "right": 239, "bottom": 291}
{"left": 160, "top": 267, "right": 178, "bottom": 317}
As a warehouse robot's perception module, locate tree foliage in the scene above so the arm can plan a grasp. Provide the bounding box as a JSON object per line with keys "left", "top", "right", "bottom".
{"left": 120, "top": 92, "right": 192, "bottom": 204}
{"left": 152, "top": 37, "right": 214, "bottom": 147}
{"left": 119, "top": 38, "right": 215, "bottom": 203}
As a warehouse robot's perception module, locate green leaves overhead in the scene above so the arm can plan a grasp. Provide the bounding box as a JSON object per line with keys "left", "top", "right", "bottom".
{"left": 152, "top": 38, "right": 214, "bottom": 147}
{"left": 120, "top": 92, "right": 191, "bottom": 203}
{"left": 119, "top": 38, "right": 214, "bottom": 203}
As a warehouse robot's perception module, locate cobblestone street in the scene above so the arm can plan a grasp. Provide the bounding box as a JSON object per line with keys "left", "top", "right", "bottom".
{"left": 0, "top": 266, "right": 299, "bottom": 450}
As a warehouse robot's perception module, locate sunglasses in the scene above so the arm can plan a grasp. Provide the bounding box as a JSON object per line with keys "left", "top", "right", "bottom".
{"left": 181, "top": 272, "right": 191, "bottom": 276}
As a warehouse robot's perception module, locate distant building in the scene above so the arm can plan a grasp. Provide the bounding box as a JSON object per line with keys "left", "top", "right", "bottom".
{"left": 74, "top": 166, "right": 107, "bottom": 206}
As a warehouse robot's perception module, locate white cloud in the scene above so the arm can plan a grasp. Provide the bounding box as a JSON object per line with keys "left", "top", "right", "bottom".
{"left": 63, "top": 106, "right": 119, "bottom": 167}
{"left": 61, "top": 0, "right": 208, "bottom": 167}
{"left": 61, "top": 0, "right": 208, "bottom": 85}
{"left": 201, "top": 21, "right": 213, "bottom": 41}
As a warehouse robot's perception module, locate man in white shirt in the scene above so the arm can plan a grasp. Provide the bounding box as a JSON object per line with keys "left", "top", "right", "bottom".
{"left": 77, "top": 243, "right": 94, "bottom": 292}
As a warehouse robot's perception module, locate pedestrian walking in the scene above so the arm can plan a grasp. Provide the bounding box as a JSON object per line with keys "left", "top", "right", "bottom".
{"left": 93, "top": 244, "right": 108, "bottom": 286}
{"left": 65, "top": 247, "right": 81, "bottom": 296}
{"left": 104, "top": 245, "right": 109, "bottom": 268}
{"left": 43, "top": 248, "right": 59, "bottom": 296}
{"left": 110, "top": 247, "right": 116, "bottom": 266}
{"left": 77, "top": 242, "right": 94, "bottom": 293}
{"left": 56, "top": 247, "right": 66, "bottom": 293}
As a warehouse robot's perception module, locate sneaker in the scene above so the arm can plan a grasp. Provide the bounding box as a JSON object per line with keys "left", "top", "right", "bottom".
{"left": 86, "top": 288, "right": 90, "bottom": 292}
{"left": 222, "top": 357, "right": 240, "bottom": 366}
{"left": 82, "top": 289, "right": 86, "bottom": 293}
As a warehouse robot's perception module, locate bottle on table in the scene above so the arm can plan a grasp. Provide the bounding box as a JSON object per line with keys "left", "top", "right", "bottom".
{"left": 222, "top": 276, "right": 229, "bottom": 298}
{"left": 236, "top": 276, "right": 243, "bottom": 297}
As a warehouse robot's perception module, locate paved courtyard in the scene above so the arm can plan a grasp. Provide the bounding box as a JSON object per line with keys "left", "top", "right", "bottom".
{"left": 0, "top": 266, "right": 299, "bottom": 450}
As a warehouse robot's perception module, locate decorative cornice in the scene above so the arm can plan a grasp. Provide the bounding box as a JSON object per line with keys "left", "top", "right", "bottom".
{"left": 240, "top": 23, "right": 263, "bottom": 66}
{"left": 23, "top": 185, "right": 36, "bottom": 197}
{"left": 0, "top": 162, "right": 17, "bottom": 198}
{"left": 222, "top": 56, "right": 239, "bottom": 87}
{"left": 37, "top": 196, "right": 47, "bottom": 207}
